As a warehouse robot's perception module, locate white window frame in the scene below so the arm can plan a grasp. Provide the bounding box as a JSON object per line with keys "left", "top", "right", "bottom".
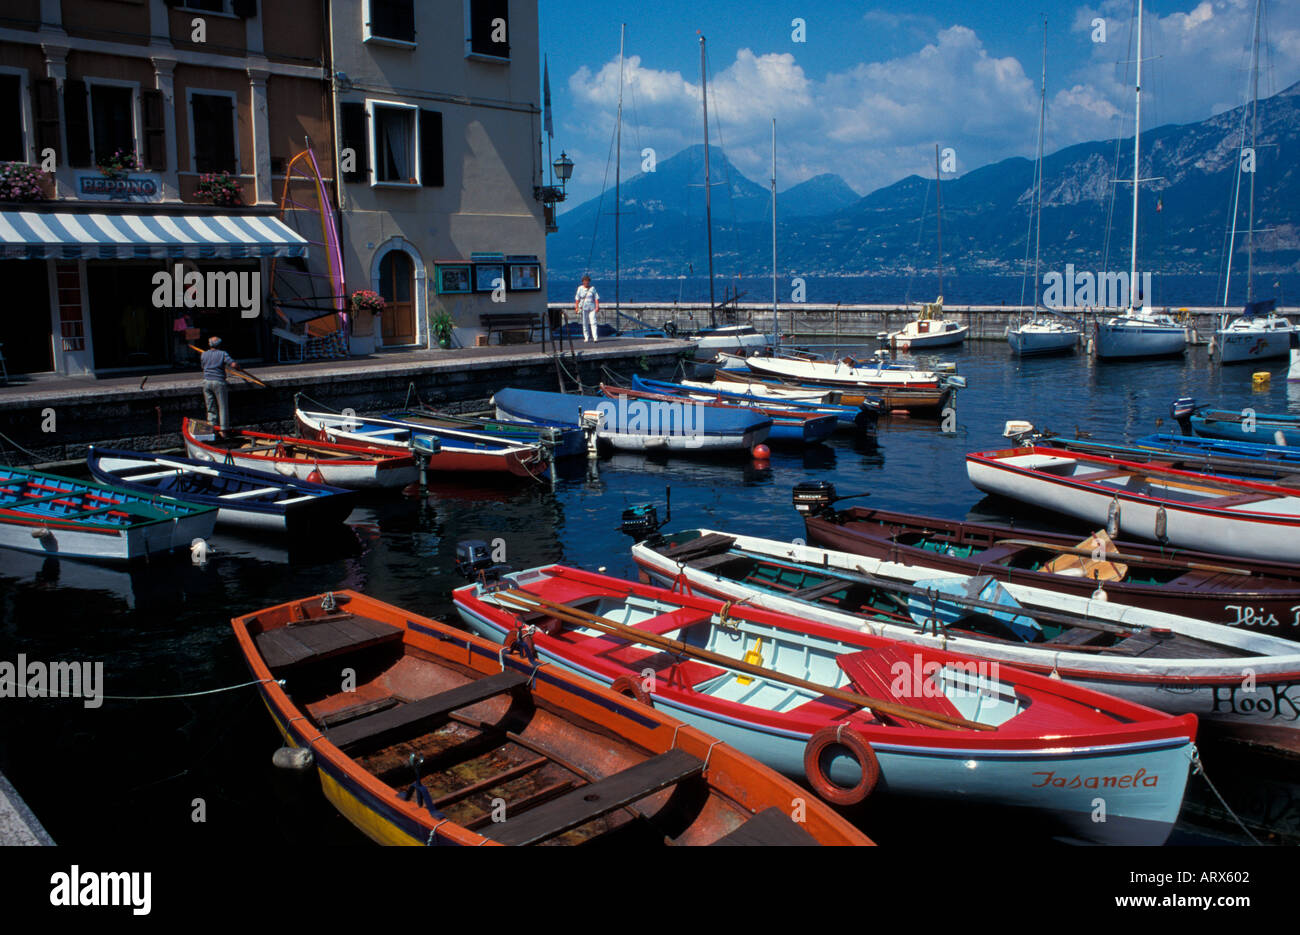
{"left": 464, "top": 0, "right": 510, "bottom": 63}
{"left": 366, "top": 99, "right": 420, "bottom": 189}
{"left": 0, "top": 66, "right": 33, "bottom": 164}
{"left": 363, "top": 0, "right": 416, "bottom": 49}
{"left": 86, "top": 78, "right": 141, "bottom": 170}
{"left": 185, "top": 87, "right": 241, "bottom": 175}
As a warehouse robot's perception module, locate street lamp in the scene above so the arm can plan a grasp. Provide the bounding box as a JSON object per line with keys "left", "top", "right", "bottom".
{"left": 552, "top": 151, "right": 573, "bottom": 187}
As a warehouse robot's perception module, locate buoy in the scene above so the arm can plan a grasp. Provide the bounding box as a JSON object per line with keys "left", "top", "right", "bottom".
{"left": 1252, "top": 371, "right": 1270, "bottom": 390}
{"left": 752, "top": 444, "right": 770, "bottom": 459}
{"left": 306, "top": 468, "right": 326, "bottom": 485}
{"left": 190, "top": 537, "right": 212, "bottom": 566}
{"left": 1091, "top": 586, "right": 1108, "bottom": 602}
{"left": 736, "top": 638, "right": 764, "bottom": 686}
{"left": 272, "top": 746, "right": 314, "bottom": 771}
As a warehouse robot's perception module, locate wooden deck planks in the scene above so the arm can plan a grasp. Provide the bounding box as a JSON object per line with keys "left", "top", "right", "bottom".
{"left": 254, "top": 613, "right": 402, "bottom": 669}
{"left": 711, "top": 806, "right": 821, "bottom": 846}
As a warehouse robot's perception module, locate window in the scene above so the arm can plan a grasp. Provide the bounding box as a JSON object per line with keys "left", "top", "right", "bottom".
{"left": 371, "top": 103, "right": 416, "bottom": 184}
{"left": 467, "top": 0, "right": 509, "bottom": 59}
{"left": 0, "top": 74, "right": 23, "bottom": 162}
{"left": 181, "top": 1, "right": 228, "bottom": 13}
{"left": 190, "top": 92, "right": 237, "bottom": 173}
{"left": 90, "top": 85, "right": 136, "bottom": 167}
{"left": 366, "top": 0, "right": 414, "bottom": 44}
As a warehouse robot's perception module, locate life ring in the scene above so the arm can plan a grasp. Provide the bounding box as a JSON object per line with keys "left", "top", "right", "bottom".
{"left": 803, "top": 725, "right": 880, "bottom": 805}
{"left": 610, "top": 674, "right": 653, "bottom": 708}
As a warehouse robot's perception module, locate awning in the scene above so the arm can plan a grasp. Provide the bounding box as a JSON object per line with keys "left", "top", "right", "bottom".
{"left": 0, "top": 210, "right": 309, "bottom": 260}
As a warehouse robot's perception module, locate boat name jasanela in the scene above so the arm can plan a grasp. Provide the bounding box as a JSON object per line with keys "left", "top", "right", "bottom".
{"left": 1031, "top": 767, "right": 1162, "bottom": 789}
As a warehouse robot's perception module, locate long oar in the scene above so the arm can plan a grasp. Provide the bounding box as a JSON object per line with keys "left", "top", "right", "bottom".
{"left": 992, "top": 538, "right": 1251, "bottom": 577}
{"left": 493, "top": 588, "right": 992, "bottom": 732}
{"left": 189, "top": 344, "right": 269, "bottom": 388}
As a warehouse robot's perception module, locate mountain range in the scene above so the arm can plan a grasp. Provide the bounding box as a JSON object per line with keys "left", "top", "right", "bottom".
{"left": 549, "top": 80, "right": 1300, "bottom": 286}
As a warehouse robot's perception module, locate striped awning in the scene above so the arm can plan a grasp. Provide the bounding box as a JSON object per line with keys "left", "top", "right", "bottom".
{"left": 0, "top": 210, "right": 309, "bottom": 259}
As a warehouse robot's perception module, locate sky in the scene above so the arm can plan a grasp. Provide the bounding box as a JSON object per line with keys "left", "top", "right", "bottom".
{"left": 538, "top": 0, "right": 1300, "bottom": 211}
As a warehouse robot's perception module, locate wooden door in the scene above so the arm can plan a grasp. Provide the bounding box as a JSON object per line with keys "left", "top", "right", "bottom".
{"left": 379, "top": 251, "right": 416, "bottom": 346}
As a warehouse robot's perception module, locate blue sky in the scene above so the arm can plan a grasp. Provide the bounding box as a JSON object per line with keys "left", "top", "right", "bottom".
{"left": 538, "top": 0, "right": 1300, "bottom": 209}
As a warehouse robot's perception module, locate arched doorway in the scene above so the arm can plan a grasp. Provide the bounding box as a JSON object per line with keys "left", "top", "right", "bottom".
{"left": 378, "top": 250, "right": 415, "bottom": 346}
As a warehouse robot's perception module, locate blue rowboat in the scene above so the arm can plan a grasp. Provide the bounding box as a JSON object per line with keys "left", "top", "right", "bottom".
{"left": 492, "top": 387, "right": 771, "bottom": 454}
{"left": 381, "top": 408, "right": 587, "bottom": 459}
{"left": 1039, "top": 432, "right": 1300, "bottom": 482}
{"left": 609, "top": 382, "right": 836, "bottom": 445}
{"left": 1172, "top": 397, "right": 1300, "bottom": 446}
{"left": 629, "top": 374, "right": 876, "bottom": 433}
{"left": 454, "top": 564, "right": 1199, "bottom": 845}
{"left": 87, "top": 447, "right": 357, "bottom": 534}
{"left": 0, "top": 464, "right": 216, "bottom": 562}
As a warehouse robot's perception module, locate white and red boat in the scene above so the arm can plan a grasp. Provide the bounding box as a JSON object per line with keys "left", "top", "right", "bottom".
{"left": 966, "top": 445, "right": 1300, "bottom": 564}
{"left": 294, "top": 409, "right": 548, "bottom": 479}
{"left": 454, "top": 564, "right": 1199, "bottom": 844}
{"left": 182, "top": 418, "right": 417, "bottom": 490}
{"left": 743, "top": 355, "right": 944, "bottom": 390}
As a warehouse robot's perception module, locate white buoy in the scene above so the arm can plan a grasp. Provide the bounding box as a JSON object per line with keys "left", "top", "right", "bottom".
{"left": 272, "top": 746, "right": 314, "bottom": 771}
{"left": 190, "top": 537, "right": 212, "bottom": 566}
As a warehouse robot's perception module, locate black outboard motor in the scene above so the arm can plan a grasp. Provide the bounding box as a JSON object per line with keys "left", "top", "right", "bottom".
{"left": 1170, "top": 397, "right": 1197, "bottom": 435}
{"left": 793, "top": 481, "right": 838, "bottom": 518}
{"left": 455, "top": 539, "right": 511, "bottom": 581}
{"left": 619, "top": 486, "right": 671, "bottom": 540}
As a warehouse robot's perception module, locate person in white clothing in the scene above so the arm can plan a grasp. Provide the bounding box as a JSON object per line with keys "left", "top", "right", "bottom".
{"left": 574, "top": 274, "right": 600, "bottom": 342}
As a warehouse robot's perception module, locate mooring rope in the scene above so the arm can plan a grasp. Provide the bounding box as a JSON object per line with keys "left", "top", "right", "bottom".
{"left": 1189, "top": 745, "right": 1261, "bottom": 846}
{"left": 19, "top": 677, "right": 282, "bottom": 702}
{"left": 0, "top": 430, "right": 46, "bottom": 465}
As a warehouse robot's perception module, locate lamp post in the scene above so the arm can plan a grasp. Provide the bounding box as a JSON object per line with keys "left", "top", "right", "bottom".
{"left": 537, "top": 151, "right": 573, "bottom": 233}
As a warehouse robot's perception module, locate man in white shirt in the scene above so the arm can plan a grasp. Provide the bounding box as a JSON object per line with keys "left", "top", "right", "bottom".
{"left": 574, "top": 274, "right": 600, "bottom": 342}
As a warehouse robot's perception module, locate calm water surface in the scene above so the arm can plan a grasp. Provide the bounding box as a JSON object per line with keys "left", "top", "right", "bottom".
{"left": 2, "top": 341, "right": 1297, "bottom": 846}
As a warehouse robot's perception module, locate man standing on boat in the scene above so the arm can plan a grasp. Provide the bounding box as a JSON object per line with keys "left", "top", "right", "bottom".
{"left": 199, "top": 336, "right": 246, "bottom": 432}
{"left": 574, "top": 274, "right": 600, "bottom": 343}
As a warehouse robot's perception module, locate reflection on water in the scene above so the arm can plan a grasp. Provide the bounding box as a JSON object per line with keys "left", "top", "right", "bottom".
{"left": 0, "top": 341, "right": 1295, "bottom": 846}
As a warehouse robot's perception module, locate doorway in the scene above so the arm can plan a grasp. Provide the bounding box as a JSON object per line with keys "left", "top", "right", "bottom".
{"left": 379, "top": 250, "right": 416, "bottom": 346}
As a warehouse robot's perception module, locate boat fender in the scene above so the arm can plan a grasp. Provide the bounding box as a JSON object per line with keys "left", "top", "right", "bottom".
{"left": 610, "top": 675, "right": 653, "bottom": 708}
{"left": 272, "top": 745, "right": 314, "bottom": 772}
{"left": 30, "top": 526, "right": 52, "bottom": 539}
{"left": 1154, "top": 505, "right": 1167, "bottom": 541}
{"left": 803, "top": 725, "right": 880, "bottom": 806}
{"left": 1106, "top": 497, "right": 1121, "bottom": 538}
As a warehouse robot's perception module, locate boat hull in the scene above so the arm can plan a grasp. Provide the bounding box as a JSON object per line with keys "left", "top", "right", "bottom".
{"left": 1217, "top": 328, "right": 1293, "bottom": 364}
{"left": 1008, "top": 327, "right": 1079, "bottom": 356}
{"left": 1095, "top": 322, "right": 1186, "bottom": 359}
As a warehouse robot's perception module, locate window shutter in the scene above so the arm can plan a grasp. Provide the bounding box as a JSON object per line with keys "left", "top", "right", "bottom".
{"left": 32, "top": 78, "right": 61, "bottom": 164}
{"left": 339, "top": 102, "right": 368, "bottom": 183}
{"left": 419, "top": 109, "right": 442, "bottom": 187}
{"left": 141, "top": 89, "right": 166, "bottom": 171}
{"left": 213, "top": 96, "right": 235, "bottom": 172}
{"left": 231, "top": 0, "right": 257, "bottom": 18}
{"left": 63, "top": 79, "right": 91, "bottom": 168}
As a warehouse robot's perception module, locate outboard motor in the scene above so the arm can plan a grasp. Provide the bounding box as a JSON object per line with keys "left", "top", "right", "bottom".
{"left": 793, "top": 481, "right": 838, "bottom": 518}
{"left": 1170, "top": 397, "right": 1197, "bottom": 435}
{"left": 619, "top": 486, "right": 671, "bottom": 540}
{"left": 455, "top": 539, "right": 511, "bottom": 582}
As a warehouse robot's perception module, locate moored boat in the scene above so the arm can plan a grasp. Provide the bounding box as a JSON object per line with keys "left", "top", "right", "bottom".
{"left": 232, "top": 589, "right": 870, "bottom": 846}
{"left": 631, "top": 374, "right": 877, "bottom": 432}
{"left": 1215, "top": 300, "right": 1295, "bottom": 364}
{"left": 710, "top": 369, "right": 954, "bottom": 415}
{"left": 383, "top": 407, "right": 586, "bottom": 459}
{"left": 1031, "top": 431, "right": 1300, "bottom": 483}
{"left": 630, "top": 528, "right": 1300, "bottom": 754}
{"left": 744, "top": 354, "right": 944, "bottom": 389}
{"left": 1007, "top": 316, "right": 1079, "bottom": 356}
{"left": 885, "top": 301, "right": 969, "bottom": 350}
{"left": 603, "top": 382, "right": 838, "bottom": 445}
{"left": 181, "top": 418, "right": 418, "bottom": 490}
{"left": 88, "top": 447, "right": 357, "bottom": 533}
{"left": 1174, "top": 401, "right": 1300, "bottom": 447}
{"left": 0, "top": 464, "right": 216, "bottom": 562}
{"left": 454, "top": 564, "right": 1198, "bottom": 844}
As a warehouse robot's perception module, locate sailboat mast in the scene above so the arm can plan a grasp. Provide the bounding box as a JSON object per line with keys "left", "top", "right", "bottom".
{"left": 1129, "top": 0, "right": 1143, "bottom": 309}
{"left": 700, "top": 34, "right": 716, "bottom": 322}
{"left": 1245, "top": 0, "right": 1261, "bottom": 304}
{"left": 771, "top": 118, "right": 778, "bottom": 346}
{"left": 614, "top": 24, "right": 625, "bottom": 322}
{"left": 934, "top": 144, "right": 944, "bottom": 299}
{"left": 1033, "top": 20, "right": 1047, "bottom": 313}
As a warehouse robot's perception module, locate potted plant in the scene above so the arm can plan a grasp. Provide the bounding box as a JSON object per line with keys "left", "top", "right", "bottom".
{"left": 97, "top": 149, "right": 140, "bottom": 179}
{"left": 195, "top": 171, "right": 243, "bottom": 207}
{"left": 431, "top": 311, "right": 455, "bottom": 349}
{"left": 0, "top": 162, "right": 53, "bottom": 202}
{"left": 349, "top": 289, "right": 384, "bottom": 355}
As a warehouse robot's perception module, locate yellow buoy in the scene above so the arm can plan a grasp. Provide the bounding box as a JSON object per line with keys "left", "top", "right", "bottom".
{"left": 1253, "top": 371, "right": 1270, "bottom": 390}
{"left": 736, "top": 637, "right": 764, "bottom": 685}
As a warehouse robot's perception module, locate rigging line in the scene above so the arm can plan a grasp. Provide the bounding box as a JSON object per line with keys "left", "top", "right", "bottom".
{"left": 903, "top": 177, "right": 931, "bottom": 308}
{"left": 585, "top": 91, "right": 622, "bottom": 277}
{"left": 704, "top": 42, "right": 744, "bottom": 287}
{"left": 1100, "top": 0, "right": 1137, "bottom": 281}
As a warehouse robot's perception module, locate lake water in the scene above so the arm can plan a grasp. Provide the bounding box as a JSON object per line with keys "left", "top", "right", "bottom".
{"left": 1, "top": 340, "right": 1297, "bottom": 847}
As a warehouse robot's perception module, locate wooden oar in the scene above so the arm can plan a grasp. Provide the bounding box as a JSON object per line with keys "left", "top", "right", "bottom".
{"left": 992, "top": 538, "right": 1251, "bottom": 577}
{"left": 493, "top": 588, "right": 993, "bottom": 732}
{"left": 189, "top": 344, "right": 268, "bottom": 388}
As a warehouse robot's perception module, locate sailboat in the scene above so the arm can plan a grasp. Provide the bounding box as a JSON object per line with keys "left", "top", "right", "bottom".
{"left": 885, "top": 145, "right": 968, "bottom": 351}
{"left": 1008, "top": 23, "right": 1080, "bottom": 357}
{"left": 1214, "top": 0, "right": 1295, "bottom": 365}
{"left": 1093, "top": 0, "right": 1187, "bottom": 360}
{"left": 688, "top": 34, "right": 771, "bottom": 357}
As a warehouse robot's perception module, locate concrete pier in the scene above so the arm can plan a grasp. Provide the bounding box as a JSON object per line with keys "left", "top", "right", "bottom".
{"left": 0, "top": 769, "right": 54, "bottom": 845}
{"left": 0, "top": 337, "right": 694, "bottom": 463}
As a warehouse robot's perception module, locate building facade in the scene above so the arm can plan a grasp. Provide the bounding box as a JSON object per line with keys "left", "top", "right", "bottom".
{"left": 327, "top": 0, "right": 547, "bottom": 351}
{"left": 0, "top": 0, "right": 333, "bottom": 376}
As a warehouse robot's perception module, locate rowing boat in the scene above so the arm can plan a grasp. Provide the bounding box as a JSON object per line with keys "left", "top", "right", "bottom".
{"left": 1175, "top": 402, "right": 1300, "bottom": 447}
{"left": 383, "top": 407, "right": 587, "bottom": 459}
{"left": 454, "top": 564, "right": 1198, "bottom": 844}
{"left": 294, "top": 408, "right": 549, "bottom": 479}
{"left": 181, "top": 418, "right": 418, "bottom": 490}
{"left": 710, "top": 369, "right": 953, "bottom": 414}
{"left": 1034, "top": 432, "right": 1300, "bottom": 483}
{"left": 602, "top": 383, "right": 838, "bottom": 445}
{"left": 631, "top": 528, "right": 1300, "bottom": 754}
{"left": 629, "top": 374, "right": 877, "bottom": 433}
{"left": 87, "top": 446, "right": 357, "bottom": 534}
{"left": 0, "top": 464, "right": 216, "bottom": 561}
{"left": 744, "top": 355, "right": 944, "bottom": 389}
{"left": 966, "top": 445, "right": 1300, "bottom": 563}
{"left": 232, "top": 589, "right": 871, "bottom": 846}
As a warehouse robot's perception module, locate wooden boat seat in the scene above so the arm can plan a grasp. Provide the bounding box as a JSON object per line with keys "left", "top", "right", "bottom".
{"left": 254, "top": 613, "right": 403, "bottom": 669}
{"left": 835, "top": 646, "right": 963, "bottom": 726}
{"left": 326, "top": 670, "right": 530, "bottom": 752}
{"left": 1040, "top": 626, "right": 1110, "bottom": 647}
{"left": 711, "top": 806, "right": 820, "bottom": 846}
{"left": 486, "top": 748, "right": 704, "bottom": 846}
{"left": 689, "top": 552, "right": 745, "bottom": 573}
{"left": 635, "top": 608, "right": 713, "bottom": 636}
{"left": 788, "top": 579, "right": 851, "bottom": 601}
{"left": 966, "top": 544, "right": 1024, "bottom": 565}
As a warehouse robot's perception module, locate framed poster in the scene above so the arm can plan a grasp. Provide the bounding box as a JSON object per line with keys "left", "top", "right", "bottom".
{"left": 474, "top": 263, "right": 505, "bottom": 292}
{"left": 435, "top": 264, "right": 472, "bottom": 294}
{"left": 509, "top": 264, "right": 540, "bottom": 291}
